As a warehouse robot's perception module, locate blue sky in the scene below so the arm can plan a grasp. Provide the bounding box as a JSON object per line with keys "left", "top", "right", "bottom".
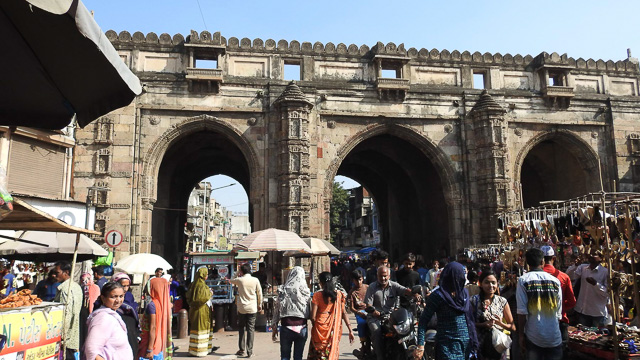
{"left": 86, "top": 0, "right": 639, "bottom": 62}
{"left": 84, "top": 0, "right": 639, "bottom": 212}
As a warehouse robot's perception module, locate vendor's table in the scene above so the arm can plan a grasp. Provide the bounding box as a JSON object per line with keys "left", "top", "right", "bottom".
{"left": 569, "top": 339, "right": 640, "bottom": 359}
{"left": 0, "top": 302, "right": 64, "bottom": 358}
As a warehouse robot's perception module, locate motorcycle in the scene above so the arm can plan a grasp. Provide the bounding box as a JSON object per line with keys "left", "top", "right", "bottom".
{"left": 357, "top": 285, "right": 426, "bottom": 360}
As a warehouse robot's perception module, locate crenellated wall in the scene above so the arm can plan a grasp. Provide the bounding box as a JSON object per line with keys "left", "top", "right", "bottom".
{"left": 73, "top": 30, "right": 640, "bottom": 263}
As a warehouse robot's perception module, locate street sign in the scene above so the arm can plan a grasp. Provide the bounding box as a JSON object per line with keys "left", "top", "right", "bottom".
{"left": 105, "top": 230, "right": 124, "bottom": 247}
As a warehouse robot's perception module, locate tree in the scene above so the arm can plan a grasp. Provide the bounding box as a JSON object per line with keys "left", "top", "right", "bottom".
{"left": 330, "top": 181, "right": 349, "bottom": 242}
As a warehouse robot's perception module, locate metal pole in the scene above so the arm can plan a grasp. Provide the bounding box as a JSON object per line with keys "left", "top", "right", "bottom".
{"left": 601, "top": 192, "right": 619, "bottom": 360}
{"left": 61, "top": 232, "right": 81, "bottom": 357}
{"left": 625, "top": 199, "right": 640, "bottom": 330}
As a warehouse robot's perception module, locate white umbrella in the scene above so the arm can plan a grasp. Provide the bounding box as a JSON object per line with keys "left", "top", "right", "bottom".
{"left": 236, "top": 228, "right": 311, "bottom": 253}
{"left": 114, "top": 253, "right": 173, "bottom": 275}
{"left": 284, "top": 238, "right": 331, "bottom": 256}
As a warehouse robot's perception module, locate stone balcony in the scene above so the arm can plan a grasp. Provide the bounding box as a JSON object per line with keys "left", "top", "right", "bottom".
{"left": 186, "top": 68, "right": 223, "bottom": 93}
{"left": 376, "top": 78, "right": 410, "bottom": 101}
{"left": 544, "top": 85, "right": 574, "bottom": 98}
{"left": 186, "top": 67, "right": 223, "bottom": 81}
{"left": 376, "top": 77, "right": 410, "bottom": 90}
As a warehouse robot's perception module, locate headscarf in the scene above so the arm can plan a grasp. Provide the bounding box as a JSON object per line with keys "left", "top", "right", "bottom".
{"left": 187, "top": 266, "right": 208, "bottom": 300}
{"left": 438, "top": 262, "right": 479, "bottom": 352}
{"left": 277, "top": 266, "right": 310, "bottom": 319}
{"left": 81, "top": 272, "right": 100, "bottom": 313}
{"left": 112, "top": 272, "right": 139, "bottom": 313}
{"left": 149, "top": 277, "right": 171, "bottom": 356}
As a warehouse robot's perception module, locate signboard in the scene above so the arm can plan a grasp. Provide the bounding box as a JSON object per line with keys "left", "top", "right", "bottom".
{"left": 216, "top": 265, "right": 229, "bottom": 278}
{"left": 0, "top": 303, "right": 63, "bottom": 358}
{"left": 105, "top": 230, "right": 123, "bottom": 247}
{"left": 192, "top": 255, "right": 234, "bottom": 265}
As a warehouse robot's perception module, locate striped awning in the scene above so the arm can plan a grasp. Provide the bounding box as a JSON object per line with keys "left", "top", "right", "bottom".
{"left": 236, "top": 228, "right": 311, "bottom": 253}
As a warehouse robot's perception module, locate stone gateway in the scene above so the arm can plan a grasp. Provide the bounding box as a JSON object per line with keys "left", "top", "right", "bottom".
{"left": 72, "top": 30, "right": 640, "bottom": 263}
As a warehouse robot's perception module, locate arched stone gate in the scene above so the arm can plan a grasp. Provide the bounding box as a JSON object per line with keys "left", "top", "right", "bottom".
{"left": 70, "top": 30, "right": 639, "bottom": 263}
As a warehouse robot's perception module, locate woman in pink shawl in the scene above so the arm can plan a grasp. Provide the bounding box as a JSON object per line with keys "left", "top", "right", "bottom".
{"left": 83, "top": 281, "right": 133, "bottom": 360}
{"left": 81, "top": 272, "right": 100, "bottom": 313}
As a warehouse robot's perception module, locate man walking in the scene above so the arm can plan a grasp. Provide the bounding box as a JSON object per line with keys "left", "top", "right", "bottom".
{"left": 541, "top": 245, "right": 576, "bottom": 352}
{"left": 231, "top": 263, "right": 262, "bottom": 358}
{"left": 567, "top": 251, "right": 609, "bottom": 327}
{"left": 517, "top": 248, "right": 563, "bottom": 360}
{"left": 92, "top": 265, "right": 108, "bottom": 290}
{"left": 53, "top": 261, "right": 83, "bottom": 360}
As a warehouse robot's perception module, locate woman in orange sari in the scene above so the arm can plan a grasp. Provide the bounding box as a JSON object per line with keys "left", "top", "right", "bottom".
{"left": 138, "top": 277, "right": 172, "bottom": 360}
{"left": 308, "top": 272, "right": 354, "bottom": 360}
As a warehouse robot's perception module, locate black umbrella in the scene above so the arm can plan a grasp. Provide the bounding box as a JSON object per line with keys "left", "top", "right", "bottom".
{"left": 0, "top": 0, "right": 141, "bottom": 129}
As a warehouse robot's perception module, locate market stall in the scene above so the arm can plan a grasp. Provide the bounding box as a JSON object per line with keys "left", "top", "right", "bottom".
{"left": 0, "top": 197, "right": 100, "bottom": 359}
{"left": 497, "top": 191, "right": 640, "bottom": 360}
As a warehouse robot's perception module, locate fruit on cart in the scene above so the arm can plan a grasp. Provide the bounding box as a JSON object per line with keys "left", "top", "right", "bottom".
{"left": 0, "top": 289, "right": 42, "bottom": 308}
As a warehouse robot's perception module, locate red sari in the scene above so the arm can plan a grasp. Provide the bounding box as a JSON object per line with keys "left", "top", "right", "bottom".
{"left": 308, "top": 291, "right": 346, "bottom": 360}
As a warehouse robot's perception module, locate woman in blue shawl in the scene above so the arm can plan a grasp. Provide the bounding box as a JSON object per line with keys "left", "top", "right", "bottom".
{"left": 414, "top": 262, "right": 478, "bottom": 360}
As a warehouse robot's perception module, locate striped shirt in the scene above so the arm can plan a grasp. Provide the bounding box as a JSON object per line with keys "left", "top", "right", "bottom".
{"left": 516, "top": 269, "right": 562, "bottom": 348}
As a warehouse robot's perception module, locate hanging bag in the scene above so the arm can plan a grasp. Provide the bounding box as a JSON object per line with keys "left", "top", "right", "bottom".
{"left": 491, "top": 327, "right": 512, "bottom": 353}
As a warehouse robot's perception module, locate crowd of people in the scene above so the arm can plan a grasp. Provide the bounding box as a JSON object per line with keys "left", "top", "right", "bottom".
{"left": 1, "top": 242, "right": 630, "bottom": 360}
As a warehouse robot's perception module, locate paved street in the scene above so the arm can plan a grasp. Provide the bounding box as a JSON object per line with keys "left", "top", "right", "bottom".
{"left": 172, "top": 315, "right": 359, "bottom": 359}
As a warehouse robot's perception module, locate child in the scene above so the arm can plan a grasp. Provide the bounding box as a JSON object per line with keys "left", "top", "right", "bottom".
{"left": 349, "top": 269, "right": 370, "bottom": 359}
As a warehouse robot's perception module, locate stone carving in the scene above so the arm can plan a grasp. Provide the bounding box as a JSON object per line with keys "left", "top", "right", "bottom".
{"left": 514, "top": 128, "right": 523, "bottom": 137}
{"left": 95, "top": 149, "right": 111, "bottom": 175}
{"left": 149, "top": 117, "right": 160, "bottom": 125}
{"left": 95, "top": 117, "right": 113, "bottom": 144}
{"left": 290, "top": 185, "right": 301, "bottom": 202}
{"left": 290, "top": 216, "right": 301, "bottom": 234}
{"left": 290, "top": 153, "right": 301, "bottom": 171}
{"left": 247, "top": 117, "right": 258, "bottom": 126}
{"left": 444, "top": 124, "right": 453, "bottom": 134}
{"left": 591, "top": 132, "right": 598, "bottom": 139}
{"left": 327, "top": 121, "right": 336, "bottom": 129}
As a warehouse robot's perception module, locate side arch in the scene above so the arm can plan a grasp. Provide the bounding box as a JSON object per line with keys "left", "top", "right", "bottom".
{"left": 513, "top": 129, "right": 602, "bottom": 194}
{"left": 141, "top": 114, "right": 261, "bottom": 202}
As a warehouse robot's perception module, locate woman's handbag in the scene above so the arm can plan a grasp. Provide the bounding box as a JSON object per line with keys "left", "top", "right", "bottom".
{"left": 491, "top": 327, "right": 512, "bottom": 353}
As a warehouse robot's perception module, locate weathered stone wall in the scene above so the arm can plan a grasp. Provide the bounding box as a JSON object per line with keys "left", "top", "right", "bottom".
{"left": 72, "top": 30, "right": 640, "bottom": 261}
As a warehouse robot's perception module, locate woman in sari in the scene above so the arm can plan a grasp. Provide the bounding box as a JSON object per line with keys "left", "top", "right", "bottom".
{"left": 138, "top": 277, "right": 172, "bottom": 360}
{"left": 308, "top": 271, "right": 354, "bottom": 360}
{"left": 83, "top": 281, "right": 132, "bottom": 360}
{"left": 81, "top": 273, "right": 100, "bottom": 313}
{"left": 110, "top": 272, "right": 141, "bottom": 358}
{"left": 186, "top": 267, "right": 214, "bottom": 357}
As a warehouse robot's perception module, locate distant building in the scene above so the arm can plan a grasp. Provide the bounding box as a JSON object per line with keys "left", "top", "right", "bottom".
{"left": 337, "top": 186, "right": 379, "bottom": 248}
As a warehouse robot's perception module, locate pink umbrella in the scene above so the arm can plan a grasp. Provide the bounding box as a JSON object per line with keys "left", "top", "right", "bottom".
{"left": 236, "top": 228, "right": 312, "bottom": 253}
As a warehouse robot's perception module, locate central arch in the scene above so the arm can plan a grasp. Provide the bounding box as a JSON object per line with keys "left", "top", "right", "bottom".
{"left": 142, "top": 115, "right": 261, "bottom": 263}
{"left": 325, "top": 123, "right": 462, "bottom": 261}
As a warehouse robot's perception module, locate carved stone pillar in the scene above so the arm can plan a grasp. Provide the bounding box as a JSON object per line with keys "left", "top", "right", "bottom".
{"left": 274, "top": 81, "right": 313, "bottom": 236}
{"left": 468, "top": 90, "right": 509, "bottom": 243}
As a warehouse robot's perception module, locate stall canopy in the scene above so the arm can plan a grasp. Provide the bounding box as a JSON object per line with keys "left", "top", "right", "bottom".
{"left": 0, "top": 197, "right": 100, "bottom": 234}
{"left": 0, "top": 231, "right": 107, "bottom": 261}
{"left": 236, "top": 228, "right": 312, "bottom": 253}
{"left": 0, "top": 0, "right": 142, "bottom": 129}
{"left": 284, "top": 238, "right": 340, "bottom": 256}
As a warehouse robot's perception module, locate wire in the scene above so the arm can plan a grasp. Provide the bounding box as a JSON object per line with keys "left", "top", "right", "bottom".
{"left": 195, "top": 0, "right": 208, "bottom": 31}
